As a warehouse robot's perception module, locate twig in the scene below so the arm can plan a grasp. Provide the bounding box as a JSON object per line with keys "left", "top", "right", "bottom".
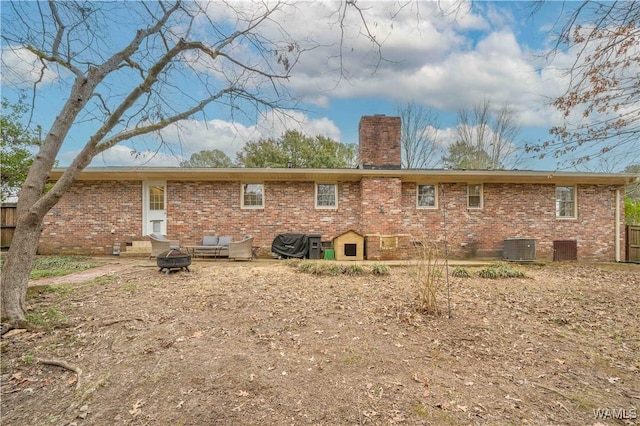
{"left": 63, "top": 374, "right": 110, "bottom": 423}
{"left": 37, "top": 358, "right": 82, "bottom": 390}
{"left": 100, "top": 317, "right": 144, "bottom": 327}
{"left": 530, "top": 382, "right": 570, "bottom": 400}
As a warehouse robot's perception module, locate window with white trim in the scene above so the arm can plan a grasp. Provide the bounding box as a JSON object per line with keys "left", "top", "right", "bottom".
{"left": 316, "top": 183, "right": 337, "bottom": 209}
{"left": 417, "top": 184, "right": 437, "bottom": 208}
{"left": 467, "top": 184, "right": 483, "bottom": 209}
{"left": 242, "top": 183, "right": 264, "bottom": 208}
{"left": 556, "top": 185, "right": 576, "bottom": 218}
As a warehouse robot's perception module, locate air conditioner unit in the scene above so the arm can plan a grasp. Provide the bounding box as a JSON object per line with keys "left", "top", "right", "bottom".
{"left": 503, "top": 238, "right": 536, "bottom": 262}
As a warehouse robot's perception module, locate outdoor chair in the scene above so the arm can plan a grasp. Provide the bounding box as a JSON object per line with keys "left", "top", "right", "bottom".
{"left": 148, "top": 233, "right": 180, "bottom": 258}
{"left": 228, "top": 235, "right": 255, "bottom": 261}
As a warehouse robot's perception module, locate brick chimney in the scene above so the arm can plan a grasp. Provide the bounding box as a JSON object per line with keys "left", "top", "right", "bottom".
{"left": 359, "top": 115, "right": 401, "bottom": 169}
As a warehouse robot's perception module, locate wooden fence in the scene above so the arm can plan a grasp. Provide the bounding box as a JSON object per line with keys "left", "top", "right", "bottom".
{"left": 626, "top": 225, "right": 640, "bottom": 263}
{"left": 1, "top": 204, "right": 17, "bottom": 249}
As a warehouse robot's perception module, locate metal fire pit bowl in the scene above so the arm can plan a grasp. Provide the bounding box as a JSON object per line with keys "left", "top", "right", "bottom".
{"left": 157, "top": 247, "right": 191, "bottom": 274}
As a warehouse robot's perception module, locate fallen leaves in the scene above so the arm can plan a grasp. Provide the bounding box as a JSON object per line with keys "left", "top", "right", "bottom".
{"left": 2, "top": 262, "right": 638, "bottom": 426}
{"left": 129, "top": 399, "right": 145, "bottom": 417}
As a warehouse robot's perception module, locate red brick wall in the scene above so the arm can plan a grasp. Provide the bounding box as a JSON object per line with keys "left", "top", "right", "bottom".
{"left": 398, "top": 182, "right": 624, "bottom": 261}
{"left": 39, "top": 180, "right": 362, "bottom": 254}
{"left": 361, "top": 177, "right": 403, "bottom": 234}
{"left": 39, "top": 181, "right": 142, "bottom": 255}
{"left": 39, "top": 179, "right": 625, "bottom": 261}
{"left": 167, "top": 181, "right": 362, "bottom": 248}
{"left": 359, "top": 115, "right": 401, "bottom": 169}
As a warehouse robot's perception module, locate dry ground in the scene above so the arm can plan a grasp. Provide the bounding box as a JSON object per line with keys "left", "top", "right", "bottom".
{"left": 1, "top": 259, "right": 639, "bottom": 425}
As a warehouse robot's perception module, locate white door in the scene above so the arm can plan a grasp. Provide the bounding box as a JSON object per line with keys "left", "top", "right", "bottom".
{"left": 143, "top": 181, "right": 167, "bottom": 236}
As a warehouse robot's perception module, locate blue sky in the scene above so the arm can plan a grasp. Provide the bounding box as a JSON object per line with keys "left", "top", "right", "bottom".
{"left": 1, "top": 1, "right": 636, "bottom": 171}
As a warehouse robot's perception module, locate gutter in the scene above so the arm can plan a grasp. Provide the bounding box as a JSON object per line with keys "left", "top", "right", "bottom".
{"left": 47, "top": 167, "right": 640, "bottom": 186}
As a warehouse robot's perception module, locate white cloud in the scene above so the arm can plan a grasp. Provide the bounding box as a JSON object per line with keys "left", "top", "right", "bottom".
{"left": 74, "top": 110, "right": 344, "bottom": 167}
{"left": 157, "top": 119, "right": 257, "bottom": 160}
{"left": 87, "top": 145, "right": 181, "bottom": 167}
{"left": 1, "top": 46, "right": 60, "bottom": 87}
{"left": 37, "top": 1, "right": 608, "bottom": 170}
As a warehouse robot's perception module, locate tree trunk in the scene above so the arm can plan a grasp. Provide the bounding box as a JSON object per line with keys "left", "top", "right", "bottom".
{"left": 1, "top": 212, "right": 43, "bottom": 322}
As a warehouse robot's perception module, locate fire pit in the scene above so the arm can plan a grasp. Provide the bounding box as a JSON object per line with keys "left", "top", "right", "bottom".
{"left": 156, "top": 247, "right": 191, "bottom": 274}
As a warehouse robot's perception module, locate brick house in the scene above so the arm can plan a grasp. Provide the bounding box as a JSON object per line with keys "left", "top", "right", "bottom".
{"left": 43, "top": 115, "right": 637, "bottom": 261}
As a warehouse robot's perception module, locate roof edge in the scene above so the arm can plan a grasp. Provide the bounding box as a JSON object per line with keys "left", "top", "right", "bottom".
{"left": 48, "top": 167, "right": 639, "bottom": 185}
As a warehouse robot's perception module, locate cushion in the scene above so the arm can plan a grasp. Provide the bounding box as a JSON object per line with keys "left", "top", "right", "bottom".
{"left": 217, "top": 236, "right": 233, "bottom": 247}
{"left": 202, "top": 235, "right": 219, "bottom": 246}
{"left": 150, "top": 233, "right": 166, "bottom": 241}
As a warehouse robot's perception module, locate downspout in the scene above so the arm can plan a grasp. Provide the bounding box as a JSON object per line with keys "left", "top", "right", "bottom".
{"left": 615, "top": 188, "right": 621, "bottom": 262}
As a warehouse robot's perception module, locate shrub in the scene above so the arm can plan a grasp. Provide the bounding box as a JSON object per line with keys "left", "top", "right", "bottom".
{"left": 343, "top": 264, "right": 364, "bottom": 276}
{"left": 478, "top": 266, "right": 499, "bottom": 279}
{"left": 370, "top": 263, "right": 390, "bottom": 276}
{"left": 283, "top": 258, "right": 302, "bottom": 268}
{"left": 478, "top": 262, "right": 526, "bottom": 279}
{"left": 326, "top": 265, "right": 342, "bottom": 276}
{"left": 294, "top": 261, "right": 330, "bottom": 275}
{"left": 288, "top": 260, "right": 390, "bottom": 277}
{"left": 494, "top": 262, "right": 526, "bottom": 278}
{"left": 409, "top": 241, "right": 443, "bottom": 315}
{"left": 451, "top": 266, "right": 471, "bottom": 278}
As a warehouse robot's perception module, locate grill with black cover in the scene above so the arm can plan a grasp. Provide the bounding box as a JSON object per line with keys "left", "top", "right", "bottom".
{"left": 271, "top": 233, "right": 309, "bottom": 259}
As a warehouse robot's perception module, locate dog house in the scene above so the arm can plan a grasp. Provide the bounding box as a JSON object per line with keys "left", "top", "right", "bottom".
{"left": 333, "top": 230, "right": 365, "bottom": 261}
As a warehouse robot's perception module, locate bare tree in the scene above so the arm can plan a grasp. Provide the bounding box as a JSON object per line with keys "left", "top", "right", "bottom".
{"left": 397, "top": 101, "right": 441, "bottom": 169}
{"left": 0, "top": 0, "right": 384, "bottom": 322}
{"left": 527, "top": 1, "right": 640, "bottom": 167}
{"left": 446, "top": 100, "right": 522, "bottom": 169}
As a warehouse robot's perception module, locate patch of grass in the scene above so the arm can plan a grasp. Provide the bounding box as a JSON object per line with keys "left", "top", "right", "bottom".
{"left": 22, "top": 353, "right": 35, "bottom": 365}
{"left": 411, "top": 403, "right": 429, "bottom": 418}
{"left": 25, "top": 307, "right": 67, "bottom": 328}
{"left": 343, "top": 264, "right": 365, "bottom": 276}
{"left": 27, "top": 284, "right": 74, "bottom": 301}
{"left": 451, "top": 266, "right": 471, "bottom": 278}
{"left": 121, "top": 283, "right": 138, "bottom": 293}
{"left": 567, "top": 391, "right": 598, "bottom": 411}
{"left": 478, "top": 266, "right": 499, "bottom": 279}
{"left": 326, "top": 265, "right": 342, "bottom": 276}
{"left": 288, "top": 261, "right": 389, "bottom": 277}
{"left": 296, "top": 261, "right": 331, "bottom": 275}
{"left": 30, "top": 256, "right": 98, "bottom": 280}
{"left": 478, "top": 262, "right": 526, "bottom": 279}
{"left": 283, "top": 258, "right": 302, "bottom": 268}
{"left": 370, "top": 263, "right": 391, "bottom": 275}
{"left": 341, "top": 348, "right": 362, "bottom": 365}
{"left": 43, "top": 284, "right": 73, "bottom": 297}
{"left": 90, "top": 275, "right": 118, "bottom": 286}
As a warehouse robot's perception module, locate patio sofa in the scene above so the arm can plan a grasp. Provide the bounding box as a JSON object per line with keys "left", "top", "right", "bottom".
{"left": 189, "top": 235, "right": 233, "bottom": 258}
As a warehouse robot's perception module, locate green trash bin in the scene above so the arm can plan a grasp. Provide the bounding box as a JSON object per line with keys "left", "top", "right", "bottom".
{"left": 324, "top": 248, "right": 335, "bottom": 260}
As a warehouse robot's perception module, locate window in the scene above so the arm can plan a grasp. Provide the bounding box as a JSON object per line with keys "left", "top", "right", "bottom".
{"left": 467, "top": 184, "right": 482, "bottom": 208}
{"left": 242, "top": 183, "right": 264, "bottom": 208}
{"left": 316, "top": 183, "right": 337, "bottom": 209}
{"left": 417, "top": 184, "right": 437, "bottom": 208}
{"left": 556, "top": 186, "right": 576, "bottom": 218}
{"left": 148, "top": 185, "right": 165, "bottom": 210}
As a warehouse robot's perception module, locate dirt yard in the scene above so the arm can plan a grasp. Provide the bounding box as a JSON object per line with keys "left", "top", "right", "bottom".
{"left": 1, "top": 259, "right": 639, "bottom": 425}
